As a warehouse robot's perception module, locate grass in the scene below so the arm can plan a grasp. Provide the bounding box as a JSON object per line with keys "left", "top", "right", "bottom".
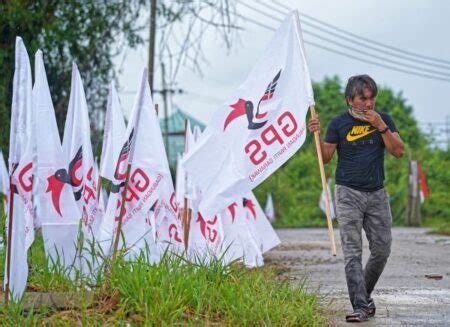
{"left": 0, "top": 212, "right": 328, "bottom": 325}
{"left": 422, "top": 216, "right": 450, "bottom": 236}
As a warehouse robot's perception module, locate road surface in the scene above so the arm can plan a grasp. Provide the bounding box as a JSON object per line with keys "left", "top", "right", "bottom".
{"left": 265, "top": 227, "right": 450, "bottom": 326}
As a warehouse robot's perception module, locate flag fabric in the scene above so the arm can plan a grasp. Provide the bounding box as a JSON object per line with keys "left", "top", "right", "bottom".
{"left": 221, "top": 200, "right": 263, "bottom": 267}
{"left": 62, "top": 64, "right": 102, "bottom": 240}
{"left": 177, "top": 123, "right": 224, "bottom": 260}
{"left": 0, "top": 151, "right": 9, "bottom": 213}
{"left": 102, "top": 69, "right": 183, "bottom": 260}
{"left": 33, "top": 50, "right": 80, "bottom": 273}
{"left": 418, "top": 163, "right": 429, "bottom": 204}
{"left": 4, "top": 37, "right": 35, "bottom": 301}
{"left": 264, "top": 192, "right": 275, "bottom": 221}
{"left": 244, "top": 192, "right": 280, "bottom": 253}
{"left": 319, "top": 178, "right": 336, "bottom": 219}
{"left": 182, "top": 11, "right": 314, "bottom": 218}
{"left": 100, "top": 82, "right": 127, "bottom": 182}
{"left": 187, "top": 208, "right": 224, "bottom": 261}
{"left": 175, "top": 153, "right": 185, "bottom": 212}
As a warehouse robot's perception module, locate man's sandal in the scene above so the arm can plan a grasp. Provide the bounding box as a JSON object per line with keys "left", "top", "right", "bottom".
{"left": 345, "top": 311, "right": 369, "bottom": 323}
{"left": 367, "top": 298, "right": 376, "bottom": 317}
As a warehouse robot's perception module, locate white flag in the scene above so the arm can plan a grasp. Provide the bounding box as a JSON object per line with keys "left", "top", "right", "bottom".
{"left": 0, "top": 151, "right": 9, "bottom": 213}
{"left": 187, "top": 208, "right": 224, "bottom": 261}
{"left": 62, "top": 64, "right": 102, "bottom": 239}
{"left": 319, "top": 178, "right": 335, "bottom": 219}
{"left": 175, "top": 153, "right": 185, "bottom": 211}
{"left": 32, "top": 50, "right": 80, "bottom": 272}
{"left": 103, "top": 69, "right": 183, "bottom": 259}
{"left": 100, "top": 82, "right": 127, "bottom": 182}
{"left": 4, "top": 37, "right": 35, "bottom": 301}
{"left": 244, "top": 192, "right": 280, "bottom": 253}
{"left": 193, "top": 125, "right": 202, "bottom": 141}
{"left": 264, "top": 192, "right": 275, "bottom": 222}
{"left": 221, "top": 200, "right": 263, "bottom": 267}
{"left": 182, "top": 11, "right": 314, "bottom": 218}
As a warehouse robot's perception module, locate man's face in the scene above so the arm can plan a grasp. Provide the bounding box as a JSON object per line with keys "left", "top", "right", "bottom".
{"left": 348, "top": 88, "right": 376, "bottom": 111}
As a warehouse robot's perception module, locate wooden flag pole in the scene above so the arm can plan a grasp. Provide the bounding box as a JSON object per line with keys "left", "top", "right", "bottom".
{"left": 97, "top": 175, "right": 103, "bottom": 199}
{"left": 310, "top": 106, "right": 337, "bottom": 256}
{"left": 182, "top": 119, "right": 191, "bottom": 251}
{"left": 4, "top": 174, "right": 16, "bottom": 305}
{"left": 111, "top": 164, "right": 132, "bottom": 261}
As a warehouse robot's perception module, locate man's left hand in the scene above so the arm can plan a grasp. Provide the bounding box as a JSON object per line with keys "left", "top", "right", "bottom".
{"left": 363, "top": 110, "right": 387, "bottom": 131}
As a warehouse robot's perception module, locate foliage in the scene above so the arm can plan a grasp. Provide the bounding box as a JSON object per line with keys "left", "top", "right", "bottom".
{"left": 0, "top": 231, "right": 327, "bottom": 325}
{"left": 0, "top": 0, "right": 146, "bottom": 155}
{"left": 254, "top": 76, "right": 449, "bottom": 227}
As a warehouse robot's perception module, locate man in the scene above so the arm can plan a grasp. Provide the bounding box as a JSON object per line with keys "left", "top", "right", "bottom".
{"left": 308, "top": 75, "right": 404, "bottom": 322}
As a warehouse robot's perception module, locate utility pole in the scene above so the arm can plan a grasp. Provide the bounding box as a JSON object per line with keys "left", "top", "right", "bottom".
{"left": 148, "top": 0, "right": 157, "bottom": 92}
{"left": 406, "top": 160, "right": 421, "bottom": 226}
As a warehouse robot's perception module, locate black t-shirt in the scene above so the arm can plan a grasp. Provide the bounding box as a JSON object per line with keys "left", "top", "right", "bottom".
{"left": 325, "top": 111, "right": 398, "bottom": 192}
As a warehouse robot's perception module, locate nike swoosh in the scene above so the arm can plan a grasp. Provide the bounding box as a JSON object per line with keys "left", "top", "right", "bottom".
{"left": 346, "top": 129, "right": 376, "bottom": 141}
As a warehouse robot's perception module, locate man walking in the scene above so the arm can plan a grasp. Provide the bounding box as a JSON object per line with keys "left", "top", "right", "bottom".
{"left": 308, "top": 75, "right": 404, "bottom": 322}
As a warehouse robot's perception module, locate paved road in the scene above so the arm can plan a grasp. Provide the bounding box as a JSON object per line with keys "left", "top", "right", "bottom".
{"left": 265, "top": 227, "right": 450, "bottom": 326}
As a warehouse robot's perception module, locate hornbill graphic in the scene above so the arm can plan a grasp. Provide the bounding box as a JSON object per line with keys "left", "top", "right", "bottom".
{"left": 227, "top": 202, "right": 238, "bottom": 223}
{"left": 197, "top": 212, "right": 219, "bottom": 243}
{"left": 223, "top": 70, "right": 282, "bottom": 131}
{"left": 111, "top": 129, "right": 134, "bottom": 194}
{"left": 243, "top": 197, "right": 256, "bottom": 219}
{"left": 46, "top": 146, "right": 83, "bottom": 216}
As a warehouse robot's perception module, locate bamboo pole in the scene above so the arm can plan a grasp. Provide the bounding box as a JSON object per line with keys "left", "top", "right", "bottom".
{"left": 96, "top": 175, "right": 103, "bottom": 200}
{"left": 310, "top": 106, "right": 337, "bottom": 256}
{"left": 4, "top": 176, "right": 15, "bottom": 305}
{"left": 182, "top": 119, "right": 191, "bottom": 251}
{"left": 111, "top": 164, "right": 132, "bottom": 260}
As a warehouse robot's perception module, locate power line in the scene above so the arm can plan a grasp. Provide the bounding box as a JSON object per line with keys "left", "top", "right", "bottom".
{"left": 302, "top": 28, "right": 450, "bottom": 78}
{"left": 234, "top": 12, "right": 450, "bottom": 82}
{"left": 239, "top": 0, "right": 450, "bottom": 75}
{"left": 270, "top": 0, "right": 450, "bottom": 66}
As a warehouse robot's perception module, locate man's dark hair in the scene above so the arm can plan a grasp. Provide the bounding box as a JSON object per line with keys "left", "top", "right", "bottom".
{"left": 345, "top": 74, "right": 378, "bottom": 105}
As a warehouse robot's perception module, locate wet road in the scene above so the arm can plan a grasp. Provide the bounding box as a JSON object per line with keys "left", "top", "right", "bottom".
{"left": 265, "top": 227, "right": 450, "bottom": 326}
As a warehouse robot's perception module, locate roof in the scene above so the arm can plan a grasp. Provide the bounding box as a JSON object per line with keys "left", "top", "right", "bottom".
{"left": 159, "top": 107, "right": 206, "bottom": 166}
{"left": 159, "top": 107, "right": 205, "bottom": 134}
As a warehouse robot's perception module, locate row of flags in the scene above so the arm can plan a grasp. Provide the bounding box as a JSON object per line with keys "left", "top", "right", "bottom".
{"left": 0, "top": 9, "right": 302, "bottom": 298}
{"left": 3, "top": 10, "right": 427, "bottom": 303}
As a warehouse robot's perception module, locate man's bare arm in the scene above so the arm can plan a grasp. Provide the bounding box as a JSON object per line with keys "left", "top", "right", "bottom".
{"left": 363, "top": 111, "right": 404, "bottom": 158}
{"left": 308, "top": 116, "right": 337, "bottom": 164}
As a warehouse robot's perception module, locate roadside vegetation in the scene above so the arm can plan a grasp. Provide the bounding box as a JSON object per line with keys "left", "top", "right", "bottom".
{"left": 0, "top": 215, "right": 327, "bottom": 326}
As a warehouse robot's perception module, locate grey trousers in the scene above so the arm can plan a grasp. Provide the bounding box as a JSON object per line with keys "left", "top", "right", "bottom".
{"left": 334, "top": 185, "right": 393, "bottom": 312}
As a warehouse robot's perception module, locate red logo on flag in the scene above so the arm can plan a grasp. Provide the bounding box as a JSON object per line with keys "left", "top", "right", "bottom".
{"left": 223, "top": 70, "right": 281, "bottom": 131}
{"left": 46, "top": 146, "right": 83, "bottom": 216}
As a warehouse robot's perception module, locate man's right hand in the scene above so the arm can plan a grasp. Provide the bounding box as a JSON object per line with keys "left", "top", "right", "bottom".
{"left": 308, "top": 115, "right": 337, "bottom": 164}
{"left": 308, "top": 116, "right": 321, "bottom": 134}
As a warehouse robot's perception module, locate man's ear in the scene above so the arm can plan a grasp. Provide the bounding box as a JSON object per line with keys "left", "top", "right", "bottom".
{"left": 346, "top": 97, "right": 352, "bottom": 106}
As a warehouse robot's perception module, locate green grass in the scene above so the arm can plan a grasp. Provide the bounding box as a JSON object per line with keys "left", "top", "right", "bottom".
{"left": 0, "top": 212, "right": 328, "bottom": 325}
{"left": 422, "top": 216, "right": 450, "bottom": 236}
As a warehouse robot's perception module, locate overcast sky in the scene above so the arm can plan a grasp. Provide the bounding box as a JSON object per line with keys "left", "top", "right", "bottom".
{"left": 115, "top": 0, "right": 450, "bottom": 137}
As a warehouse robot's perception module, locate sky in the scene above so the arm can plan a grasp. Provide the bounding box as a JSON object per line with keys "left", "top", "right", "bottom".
{"left": 115, "top": 0, "right": 450, "bottom": 142}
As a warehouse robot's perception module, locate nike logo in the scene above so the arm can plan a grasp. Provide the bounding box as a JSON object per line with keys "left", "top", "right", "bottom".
{"left": 346, "top": 125, "right": 376, "bottom": 142}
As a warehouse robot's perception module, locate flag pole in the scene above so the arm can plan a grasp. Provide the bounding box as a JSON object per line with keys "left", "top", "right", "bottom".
{"left": 111, "top": 164, "right": 132, "bottom": 260}
{"left": 182, "top": 120, "right": 191, "bottom": 251}
{"left": 310, "top": 106, "right": 337, "bottom": 256}
{"left": 4, "top": 173, "right": 16, "bottom": 305}
{"left": 96, "top": 176, "right": 103, "bottom": 199}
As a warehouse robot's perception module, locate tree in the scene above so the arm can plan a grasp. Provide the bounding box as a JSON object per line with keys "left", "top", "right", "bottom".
{"left": 0, "top": 0, "right": 146, "bottom": 155}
